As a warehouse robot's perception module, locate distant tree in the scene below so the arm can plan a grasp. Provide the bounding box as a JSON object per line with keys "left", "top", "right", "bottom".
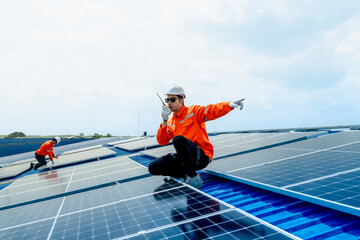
{"left": 106, "top": 133, "right": 112, "bottom": 137}
{"left": 5, "top": 131, "right": 26, "bottom": 138}
{"left": 79, "top": 133, "right": 84, "bottom": 137}
{"left": 92, "top": 133, "right": 102, "bottom": 138}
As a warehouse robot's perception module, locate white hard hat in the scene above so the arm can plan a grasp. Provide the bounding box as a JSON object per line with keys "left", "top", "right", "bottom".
{"left": 54, "top": 136, "right": 61, "bottom": 144}
{"left": 165, "top": 86, "right": 186, "bottom": 98}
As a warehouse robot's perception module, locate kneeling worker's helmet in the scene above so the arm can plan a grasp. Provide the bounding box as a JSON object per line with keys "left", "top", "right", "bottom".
{"left": 54, "top": 137, "right": 61, "bottom": 144}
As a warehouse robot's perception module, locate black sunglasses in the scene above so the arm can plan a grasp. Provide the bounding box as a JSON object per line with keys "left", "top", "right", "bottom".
{"left": 165, "top": 97, "right": 181, "bottom": 103}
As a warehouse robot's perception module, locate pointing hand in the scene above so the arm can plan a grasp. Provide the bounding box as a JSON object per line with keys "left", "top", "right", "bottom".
{"left": 229, "top": 99, "right": 245, "bottom": 110}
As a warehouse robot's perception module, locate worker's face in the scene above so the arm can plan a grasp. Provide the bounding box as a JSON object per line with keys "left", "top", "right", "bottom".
{"left": 166, "top": 94, "right": 183, "bottom": 113}
{"left": 52, "top": 140, "right": 57, "bottom": 145}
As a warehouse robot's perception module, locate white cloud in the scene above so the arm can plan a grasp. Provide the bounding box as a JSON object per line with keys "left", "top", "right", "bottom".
{"left": 0, "top": 1, "right": 359, "bottom": 136}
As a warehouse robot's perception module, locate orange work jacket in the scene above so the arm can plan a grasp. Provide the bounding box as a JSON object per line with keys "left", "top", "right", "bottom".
{"left": 36, "top": 140, "right": 55, "bottom": 161}
{"left": 157, "top": 101, "right": 233, "bottom": 160}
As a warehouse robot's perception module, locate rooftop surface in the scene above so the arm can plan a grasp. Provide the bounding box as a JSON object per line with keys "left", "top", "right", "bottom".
{"left": 0, "top": 129, "right": 359, "bottom": 239}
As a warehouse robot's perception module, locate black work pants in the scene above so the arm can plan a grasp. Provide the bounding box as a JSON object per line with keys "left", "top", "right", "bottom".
{"left": 34, "top": 153, "right": 47, "bottom": 170}
{"left": 148, "top": 136, "right": 210, "bottom": 178}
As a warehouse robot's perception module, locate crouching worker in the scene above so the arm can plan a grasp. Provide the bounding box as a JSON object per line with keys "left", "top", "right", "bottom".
{"left": 30, "top": 137, "right": 61, "bottom": 170}
{"left": 148, "top": 86, "right": 244, "bottom": 189}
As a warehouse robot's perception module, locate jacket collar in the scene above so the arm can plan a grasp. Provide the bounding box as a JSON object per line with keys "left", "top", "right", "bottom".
{"left": 174, "top": 105, "right": 187, "bottom": 117}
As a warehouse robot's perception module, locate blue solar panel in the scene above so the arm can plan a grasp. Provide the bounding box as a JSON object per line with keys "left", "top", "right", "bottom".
{"left": 51, "top": 184, "right": 230, "bottom": 239}
{"left": 114, "top": 137, "right": 160, "bottom": 151}
{"left": 60, "top": 177, "right": 183, "bottom": 214}
{"left": 0, "top": 146, "right": 117, "bottom": 180}
{"left": 0, "top": 163, "right": 31, "bottom": 180}
{"left": 141, "top": 132, "right": 315, "bottom": 160}
{"left": 0, "top": 198, "right": 63, "bottom": 230}
{"left": 287, "top": 169, "right": 360, "bottom": 208}
{"left": 228, "top": 151, "right": 360, "bottom": 188}
{"left": 60, "top": 145, "right": 103, "bottom": 155}
{"left": 107, "top": 137, "right": 145, "bottom": 146}
{"left": 209, "top": 148, "right": 312, "bottom": 172}
{"left": 205, "top": 131, "right": 360, "bottom": 217}
{"left": 0, "top": 170, "right": 298, "bottom": 239}
{"left": 125, "top": 210, "right": 295, "bottom": 240}
{"left": 329, "top": 141, "right": 360, "bottom": 153}
{"left": 2, "top": 130, "right": 360, "bottom": 239}
{"left": 0, "top": 219, "right": 54, "bottom": 240}
{"left": 0, "top": 137, "right": 124, "bottom": 165}
{"left": 0, "top": 157, "right": 148, "bottom": 210}
{"left": 276, "top": 131, "right": 360, "bottom": 151}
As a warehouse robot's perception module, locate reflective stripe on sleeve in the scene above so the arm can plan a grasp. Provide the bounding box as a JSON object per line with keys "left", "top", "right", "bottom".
{"left": 205, "top": 105, "right": 208, "bottom": 121}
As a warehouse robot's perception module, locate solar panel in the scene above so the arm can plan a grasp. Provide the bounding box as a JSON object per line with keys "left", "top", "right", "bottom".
{"left": 276, "top": 131, "right": 360, "bottom": 151}
{"left": 107, "top": 137, "right": 145, "bottom": 146}
{"left": 141, "top": 132, "right": 315, "bottom": 160}
{"left": 60, "top": 145, "right": 103, "bottom": 155}
{"left": 285, "top": 169, "right": 360, "bottom": 208}
{"left": 205, "top": 131, "right": 360, "bottom": 216}
{"left": 0, "top": 163, "right": 30, "bottom": 180}
{"left": 0, "top": 137, "right": 120, "bottom": 165}
{"left": 208, "top": 148, "right": 312, "bottom": 173}
{"left": 38, "top": 147, "right": 117, "bottom": 169}
{"left": 6, "top": 131, "right": 358, "bottom": 239}
{"left": 0, "top": 198, "right": 64, "bottom": 230}
{"left": 0, "top": 146, "right": 116, "bottom": 179}
{"left": 226, "top": 151, "right": 360, "bottom": 188}
{"left": 208, "top": 131, "right": 360, "bottom": 173}
{"left": 5, "top": 158, "right": 34, "bottom": 166}
{"left": 0, "top": 156, "right": 148, "bottom": 210}
{"left": 124, "top": 210, "right": 297, "bottom": 240}
{"left": 0, "top": 175, "right": 299, "bottom": 240}
{"left": 212, "top": 132, "right": 315, "bottom": 159}
{"left": 328, "top": 141, "right": 360, "bottom": 153}
{"left": 140, "top": 133, "right": 248, "bottom": 158}
{"left": 114, "top": 137, "right": 161, "bottom": 151}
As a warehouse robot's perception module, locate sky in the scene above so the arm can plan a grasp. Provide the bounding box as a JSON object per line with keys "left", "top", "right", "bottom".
{"left": 1, "top": 0, "right": 360, "bottom": 136}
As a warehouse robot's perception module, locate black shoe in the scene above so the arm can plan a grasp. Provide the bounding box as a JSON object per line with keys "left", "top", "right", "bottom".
{"left": 32, "top": 163, "right": 38, "bottom": 170}
{"left": 185, "top": 174, "right": 203, "bottom": 189}
{"left": 30, "top": 163, "right": 34, "bottom": 170}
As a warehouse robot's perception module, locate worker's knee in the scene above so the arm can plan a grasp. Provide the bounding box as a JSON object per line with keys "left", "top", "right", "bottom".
{"left": 148, "top": 160, "right": 160, "bottom": 175}
{"left": 148, "top": 153, "right": 178, "bottom": 176}
{"left": 148, "top": 154, "right": 170, "bottom": 175}
{"left": 172, "top": 135, "right": 187, "bottom": 147}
